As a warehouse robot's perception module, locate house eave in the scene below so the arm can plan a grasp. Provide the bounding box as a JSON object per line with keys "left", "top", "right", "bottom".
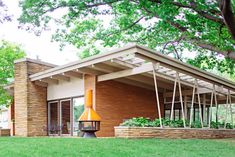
{"left": 28, "top": 43, "right": 235, "bottom": 92}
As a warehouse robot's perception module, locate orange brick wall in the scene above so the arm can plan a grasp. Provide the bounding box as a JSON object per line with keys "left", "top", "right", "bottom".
{"left": 95, "top": 80, "right": 164, "bottom": 137}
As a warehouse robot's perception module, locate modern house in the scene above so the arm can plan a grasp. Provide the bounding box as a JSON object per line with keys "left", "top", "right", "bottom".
{"left": 5, "top": 44, "right": 235, "bottom": 137}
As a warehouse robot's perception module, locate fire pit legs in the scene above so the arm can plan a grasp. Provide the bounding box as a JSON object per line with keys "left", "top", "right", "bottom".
{"left": 83, "top": 131, "right": 96, "bottom": 138}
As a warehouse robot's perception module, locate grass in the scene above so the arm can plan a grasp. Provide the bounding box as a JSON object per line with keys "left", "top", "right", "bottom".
{"left": 0, "top": 137, "right": 235, "bottom": 157}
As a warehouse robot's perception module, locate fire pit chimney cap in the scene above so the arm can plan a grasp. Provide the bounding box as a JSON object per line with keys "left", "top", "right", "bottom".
{"left": 78, "top": 89, "right": 101, "bottom": 121}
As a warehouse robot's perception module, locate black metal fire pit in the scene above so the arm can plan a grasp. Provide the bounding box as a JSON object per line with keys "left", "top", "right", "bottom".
{"left": 78, "top": 90, "right": 101, "bottom": 138}
{"left": 79, "top": 121, "right": 100, "bottom": 137}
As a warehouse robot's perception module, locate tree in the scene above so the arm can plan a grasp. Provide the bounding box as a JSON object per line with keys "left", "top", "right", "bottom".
{"left": 18, "top": 0, "right": 235, "bottom": 77}
{"left": 0, "top": 0, "right": 12, "bottom": 23}
{"left": 0, "top": 41, "right": 25, "bottom": 106}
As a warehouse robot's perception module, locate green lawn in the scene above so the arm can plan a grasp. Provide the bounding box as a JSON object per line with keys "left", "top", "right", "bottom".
{"left": 0, "top": 137, "right": 235, "bottom": 157}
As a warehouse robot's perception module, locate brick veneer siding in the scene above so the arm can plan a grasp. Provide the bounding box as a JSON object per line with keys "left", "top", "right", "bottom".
{"left": 115, "top": 127, "right": 235, "bottom": 139}
{"left": 14, "top": 60, "right": 54, "bottom": 136}
{"left": 95, "top": 80, "right": 164, "bottom": 137}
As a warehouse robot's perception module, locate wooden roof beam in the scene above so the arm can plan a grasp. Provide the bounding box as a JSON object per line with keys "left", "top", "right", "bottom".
{"left": 76, "top": 67, "right": 103, "bottom": 75}
{"left": 97, "top": 63, "right": 153, "bottom": 82}
{"left": 94, "top": 62, "right": 173, "bottom": 90}
{"left": 63, "top": 71, "right": 83, "bottom": 79}
{"left": 116, "top": 78, "right": 155, "bottom": 91}
{"left": 90, "top": 63, "right": 121, "bottom": 73}
{"left": 51, "top": 74, "right": 70, "bottom": 82}
{"left": 39, "top": 78, "right": 58, "bottom": 84}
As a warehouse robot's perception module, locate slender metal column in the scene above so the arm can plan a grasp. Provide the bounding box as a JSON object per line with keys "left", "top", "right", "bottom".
{"left": 214, "top": 86, "right": 218, "bottom": 123}
{"left": 189, "top": 79, "right": 196, "bottom": 127}
{"left": 224, "top": 91, "right": 229, "bottom": 128}
{"left": 177, "top": 72, "right": 186, "bottom": 128}
{"left": 196, "top": 80, "right": 203, "bottom": 127}
{"left": 152, "top": 63, "right": 163, "bottom": 128}
{"left": 170, "top": 76, "right": 177, "bottom": 121}
{"left": 208, "top": 85, "right": 214, "bottom": 128}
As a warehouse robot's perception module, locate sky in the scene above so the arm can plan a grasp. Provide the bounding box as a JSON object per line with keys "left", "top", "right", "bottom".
{"left": 0, "top": 0, "right": 79, "bottom": 65}
{"left": 0, "top": 0, "right": 198, "bottom": 66}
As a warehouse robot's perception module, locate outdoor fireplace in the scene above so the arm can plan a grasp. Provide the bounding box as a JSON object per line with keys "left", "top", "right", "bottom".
{"left": 78, "top": 90, "right": 101, "bottom": 138}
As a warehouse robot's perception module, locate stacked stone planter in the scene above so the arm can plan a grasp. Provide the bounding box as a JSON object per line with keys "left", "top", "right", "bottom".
{"left": 114, "top": 126, "right": 235, "bottom": 139}
{"left": 0, "top": 128, "right": 10, "bottom": 136}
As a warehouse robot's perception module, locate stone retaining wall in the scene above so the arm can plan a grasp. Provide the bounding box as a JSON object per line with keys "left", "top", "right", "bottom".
{"left": 0, "top": 129, "right": 11, "bottom": 136}
{"left": 114, "top": 126, "right": 235, "bottom": 139}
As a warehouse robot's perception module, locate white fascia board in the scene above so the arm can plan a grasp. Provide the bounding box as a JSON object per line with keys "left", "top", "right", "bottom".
{"left": 30, "top": 44, "right": 138, "bottom": 81}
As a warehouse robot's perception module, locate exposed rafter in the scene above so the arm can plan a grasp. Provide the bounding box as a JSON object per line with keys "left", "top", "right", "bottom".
{"left": 51, "top": 74, "right": 70, "bottom": 82}
{"left": 40, "top": 78, "right": 58, "bottom": 84}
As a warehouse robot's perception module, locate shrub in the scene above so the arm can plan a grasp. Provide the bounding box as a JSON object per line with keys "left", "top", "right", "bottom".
{"left": 210, "top": 121, "right": 220, "bottom": 129}
{"left": 191, "top": 120, "right": 202, "bottom": 128}
{"left": 120, "top": 117, "right": 234, "bottom": 129}
{"left": 225, "top": 123, "right": 233, "bottom": 129}
{"left": 162, "top": 118, "right": 171, "bottom": 126}
{"left": 120, "top": 117, "right": 151, "bottom": 127}
{"left": 121, "top": 117, "right": 187, "bottom": 128}
{"left": 151, "top": 118, "right": 161, "bottom": 127}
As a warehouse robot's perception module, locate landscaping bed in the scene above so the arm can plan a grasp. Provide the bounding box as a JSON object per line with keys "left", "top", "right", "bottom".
{"left": 0, "top": 128, "right": 10, "bottom": 136}
{"left": 115, "top": 117, "right": 235, "bottom": 139}
{"left": 115, "top": 126, "right": 235, "bottom": 139}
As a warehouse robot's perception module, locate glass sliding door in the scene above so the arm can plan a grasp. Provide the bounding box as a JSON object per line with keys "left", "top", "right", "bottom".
{"left": 48, "top": 101, "right": 59, "bottom": 135}
{"left": 48, "top": 96, "right": 84, "bottom": 136}
{"left": 60, "top": 99, "right": 71, "bottom": 135}
{"left": 73, "top": 97, "right": 84, "bottom": 136}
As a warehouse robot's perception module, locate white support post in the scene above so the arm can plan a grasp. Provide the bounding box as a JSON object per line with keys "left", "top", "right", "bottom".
{"left": 208, "top": 85, "right": 214, "bottom": 128}
{"left": 177, "top": 72, "right": 186, "bottom": 128}
{"left": 170, "top": 76, "right": 177, "bottom": 121}
{"left": 196, "top": 80, "right": 203, "bottom": 127}
{"left": 152, "top": 63, "right": 163, "bottom": 128}
{"left": 224, "top": 91, "right": 229, "bottom": 129}
{"left": 189, "top": 79, "right": 196, "bottom": 127}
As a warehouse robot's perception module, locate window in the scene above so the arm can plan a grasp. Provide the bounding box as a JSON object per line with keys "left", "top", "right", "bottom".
{"left": 73, "top": 97, "right": 84, "bottom": 135}
{"left": 175, "top": 109, "right": 180, "bottom": 120}
{"left": 164, "top": 103, "right": 208, "bottom": 123}
{"left": 164, "top": 110, "right": 170, "bottom": 119}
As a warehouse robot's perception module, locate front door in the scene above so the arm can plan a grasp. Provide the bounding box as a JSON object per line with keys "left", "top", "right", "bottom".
{"left": 48, "top": 97, "right": 84, "bottom": 136}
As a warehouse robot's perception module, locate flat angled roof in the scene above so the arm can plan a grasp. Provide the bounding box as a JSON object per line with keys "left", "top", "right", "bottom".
{"left": 29, "top": 44, "right": 235, "bottom": 91}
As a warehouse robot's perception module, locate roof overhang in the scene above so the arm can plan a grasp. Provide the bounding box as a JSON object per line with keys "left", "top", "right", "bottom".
{"left": 4, "top": 82, "right": 14, "bottom": 96}
{"left": 29, "top": 44, "right": 235, "bottom": 96}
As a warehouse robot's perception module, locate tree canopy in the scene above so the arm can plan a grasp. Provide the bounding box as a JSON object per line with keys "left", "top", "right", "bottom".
{"left": 0, "top": 41, "right": 25, "bottom": 106}
{"left": 18, "top": 0, "right": 235, "bottom": 78}
{"left": 0, "top": 0, "right": 12, "bottom": 23}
